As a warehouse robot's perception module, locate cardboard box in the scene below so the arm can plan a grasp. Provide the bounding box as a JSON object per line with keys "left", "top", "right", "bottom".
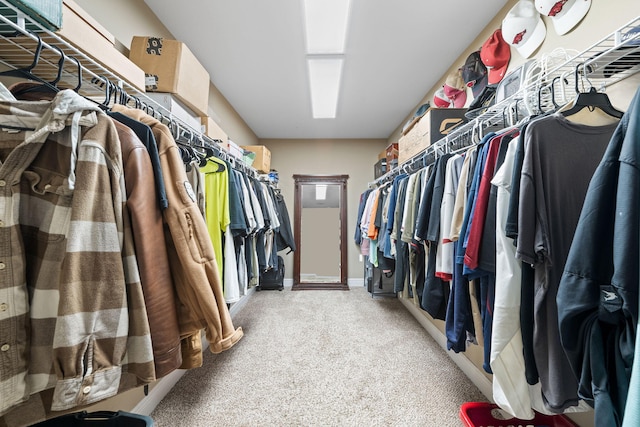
{"left": 200, "top": 116, "right": 227, "bottom": 142}
{"left": 377, "top": 148, "right": 387, "bottom": 161}
{"left": 5, "top": 0, "right": 62, "bottom": 31}
{"left": 398, "top": 108, "right": 467, "bottom": 164}
{"left": 144, "top": 92, "right": 202, "bottom": 133}
{"left": 129, "top": 36, "right": 210, "bottom": 117}
{"left": 241, "top": 145, "right": 271, "bottom": 173}
{"left": 53, "top": 0, "right": 146, "bottom": 92}
{"left": 385, "top": 142, "right": 398, "bottom": 165}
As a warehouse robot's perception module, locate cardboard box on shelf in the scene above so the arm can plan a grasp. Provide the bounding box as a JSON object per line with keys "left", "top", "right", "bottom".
{"left": 385, "top": 142, "right": 398, "bottom": 164}
{"left": 53, "top": 0, "right": 146, "bottom": 92}
{"left": 129, "top": 36, "right": 210, "bottom": 117}
{"left": 144, "top": 92, "right": 201, "bottom": 133}
{"left": 241, "top": 145, "right": 271, "bottom": 173}
{"left": 377, "top": 148, "right": 387, "bottom": 161}
{"left": 220, "top": 140, "right": 243, "bottom": 160}
{"left": 200, "top": 116, "right": 227, "bottom": 142}
{"left": 398, "top": 108, "right": 467, "bottom": 164}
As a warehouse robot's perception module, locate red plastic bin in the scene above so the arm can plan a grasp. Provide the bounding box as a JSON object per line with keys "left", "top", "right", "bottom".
{"left": 459, "top": 402, "right": 578, "bottom": 427}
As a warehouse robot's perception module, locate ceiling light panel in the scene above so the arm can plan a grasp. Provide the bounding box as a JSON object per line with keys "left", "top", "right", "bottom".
{"left": 303, "top": 0, "right": 351, "bottom": 54}
{"left": 307, "top": 57, "right": 344, "bottom": 119}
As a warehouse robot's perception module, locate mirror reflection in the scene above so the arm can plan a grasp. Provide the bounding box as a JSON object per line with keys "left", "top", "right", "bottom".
{"left": 300, "top": 183, "right": 341, "bottom": 283}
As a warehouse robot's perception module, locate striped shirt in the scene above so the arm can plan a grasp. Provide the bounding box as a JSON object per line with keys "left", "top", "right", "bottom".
{"left": 0, "top": 90, "right": 154, "bottom": 415}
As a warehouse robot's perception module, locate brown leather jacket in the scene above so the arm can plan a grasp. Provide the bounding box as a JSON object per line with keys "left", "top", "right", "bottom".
{"left": 114, "top": 120, "right": 183, "bottom": 378}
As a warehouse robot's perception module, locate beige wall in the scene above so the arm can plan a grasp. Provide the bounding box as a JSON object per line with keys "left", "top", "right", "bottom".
{"left": 260, "top": 138, "right": 388, "bottom": 282}
{"left": 75, "top": 0, "right": 259, "bottom": 146}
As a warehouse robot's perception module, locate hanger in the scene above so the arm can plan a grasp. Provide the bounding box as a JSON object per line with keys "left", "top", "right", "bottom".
{"left": 561, "top": 87, "right": 624, "bottom": 118}
{"left": 0, "top": 32, "right": 59, "bottom": 93}
{"left": 562, "top": 64, "right": 624, "bottom": 119}
{"left": 9, "top": 43, "right": 65, "bottom": 99}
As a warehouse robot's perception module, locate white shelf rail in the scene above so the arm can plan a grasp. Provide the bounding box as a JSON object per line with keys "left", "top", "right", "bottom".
{"left": 0, "top": 0, "right": 256, "bottom": 176}
{"left": 373, "top": 15, "right": 640, "bottom": 186}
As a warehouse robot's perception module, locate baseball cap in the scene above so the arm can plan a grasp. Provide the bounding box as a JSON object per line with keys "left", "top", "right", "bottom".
{"left": 461, "top": 51, "right": 488, "bottom": 98}
{"left": 443, "top": 70, "right": 467, "bottom": 108}
{"left": 535, "top": 0, "right": 591, "bottom": 36}
{"left": 414, "top": 102, "right": 431, "bottom": 118}
{"left": 481, "top": 29, "right": 511, "bottom": 85}
{"left": 433, "top": 87, "right": 452, "bottom": 108}
{"left": 502, "top": 0, "right": 547, "bottom": 59}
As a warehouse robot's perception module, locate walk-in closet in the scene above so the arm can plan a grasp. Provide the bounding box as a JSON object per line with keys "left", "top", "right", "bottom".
{"left": 1, "top": 1, "right": 640, "bottom": 426}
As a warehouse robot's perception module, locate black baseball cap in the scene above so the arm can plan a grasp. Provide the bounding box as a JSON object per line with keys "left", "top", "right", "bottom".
{"left": 461, "top": 51, "right": 488, "bottom": 98}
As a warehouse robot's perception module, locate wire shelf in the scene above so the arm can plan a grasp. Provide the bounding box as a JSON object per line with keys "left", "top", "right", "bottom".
{"left": 373, "top": 15, "right": 640, "bottom": 186}
{"left": 0, "top": 0, "right": 257, "bottom": 177}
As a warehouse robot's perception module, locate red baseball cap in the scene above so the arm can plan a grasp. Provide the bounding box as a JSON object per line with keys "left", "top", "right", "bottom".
{"left": 480, "top": 29, "right": 511, "bottom": 85}
{"left": 433, "top": 87, "right": 452, "bottom": 108}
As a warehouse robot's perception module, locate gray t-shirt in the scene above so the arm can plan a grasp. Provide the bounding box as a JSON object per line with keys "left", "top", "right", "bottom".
{"left": 516, "top": 113, "right": 617, "bottom": 412}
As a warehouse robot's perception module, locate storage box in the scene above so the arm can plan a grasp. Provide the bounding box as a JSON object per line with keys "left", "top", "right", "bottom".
{"left": 144, "top": 92, "right": 202, "bottom": 133}
{"left": 241, "top": 145, "right": 271, "bottom": 173}
{"left": 377, "top": 148, "right": 387, "bottom": 161}
{"left": 385, "top": 142, "right": 398, "bottom": 164}
{"left": 4, "top": 0, "right": 62, "bottom": 31}
{"left": 200, "top": 116, "right": 227, "bottom": 142}
{"left": 220, "top": 140, "right": 243, "bottom": 160}
{"left": 52, "top": 0, "right": 146, "bottom": 92}
{"left": 129, "top": 36, "right": 210, "bottom": 117}
{"left": 459, "top": 402, "right": 577, "bottom": 427}
{"left": 398, "top": 108, "right": 467, "bottom": 164}
{"left": 374, "top": 158, "right": 387, "bottom": 178}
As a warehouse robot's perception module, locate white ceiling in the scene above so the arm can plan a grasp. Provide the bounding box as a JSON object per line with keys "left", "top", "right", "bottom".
{"left": 144, "top": 0, "right": 509, "bottom": 139}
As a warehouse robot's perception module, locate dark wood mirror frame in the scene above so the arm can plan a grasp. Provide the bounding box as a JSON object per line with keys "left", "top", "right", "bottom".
{"left": 292, "top": 174, "right": 349, "bottom": 291}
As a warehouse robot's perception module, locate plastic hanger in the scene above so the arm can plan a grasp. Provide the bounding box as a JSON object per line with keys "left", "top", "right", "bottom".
{"left": 561, "top": 87, "right": 624, "bottom": 118}
{"left": 0, "top": 32, "right": 58, "bottom": 93}
{"left": 562, "top": 64, "right": 624, "bottom": 119}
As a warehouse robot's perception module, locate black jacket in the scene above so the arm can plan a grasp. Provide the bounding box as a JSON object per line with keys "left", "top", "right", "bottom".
{"left": 557, "top": 88, "right": 640, "bottom": 426}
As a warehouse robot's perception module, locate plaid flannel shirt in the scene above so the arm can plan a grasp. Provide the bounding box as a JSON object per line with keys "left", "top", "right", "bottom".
{"left": 0, "top": 90, "right": 154, "bottom": 416}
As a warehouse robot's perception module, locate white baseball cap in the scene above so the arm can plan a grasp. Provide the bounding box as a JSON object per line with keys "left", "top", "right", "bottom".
{"left": 535, "top": 0, "right": 591, "bottom": 36}
{"left": 502, "top": 0, "right": 547, "bottom": 59}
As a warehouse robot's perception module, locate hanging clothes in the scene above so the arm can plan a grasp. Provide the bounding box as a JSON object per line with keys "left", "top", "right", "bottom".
{"left": 273, "top": 189, "right": 295, "bottom": 253}
{"left": 516, "top": 113, "right": 618, "bottom": 413}
{"left": 201, "top": 156, "right": 230, "bottom": 280}
{"left": 558, "top": 88, "right": 640, "bottom": 427}
{"left": 0, "top": 90, "right": 155, "bottom": 414}
{"left": 113, "top": 120, "right": 181, "bottom": 379}
{"left": 10, "top": 85, "right": 183, "bottom": 381}
{"left": 111, "top": 105, "right": 243, "bottom": 361}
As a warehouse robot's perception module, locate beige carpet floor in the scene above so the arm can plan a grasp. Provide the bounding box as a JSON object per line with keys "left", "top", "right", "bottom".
{"left": 150, "top": 286, "right": 487, "bottom": 426}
